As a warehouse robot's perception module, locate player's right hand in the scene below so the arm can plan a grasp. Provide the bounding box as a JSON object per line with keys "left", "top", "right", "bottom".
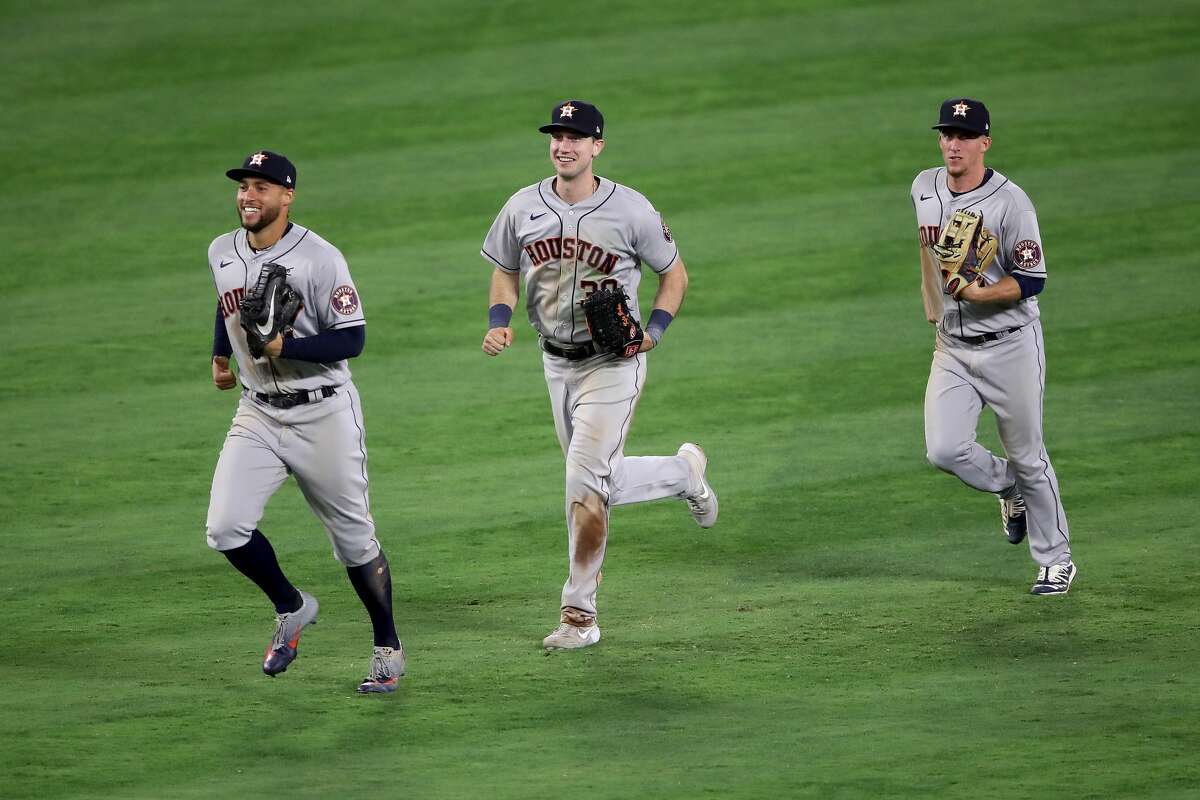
{"left": 482, "top": 327, "right": 513, "bottom": 356}
{"left": 212, "top": 356, "right": 237, "bottom": 390}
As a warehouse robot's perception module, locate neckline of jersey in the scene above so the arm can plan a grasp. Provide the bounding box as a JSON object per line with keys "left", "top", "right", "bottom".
{"left": 543, "top": 176, "right": 610, "bottom": 209}
{"left": 246, "top": 222, "right": 298, "bottom": 254}
{"left": 947, "top": 168, "right": 994, "bottom": 198}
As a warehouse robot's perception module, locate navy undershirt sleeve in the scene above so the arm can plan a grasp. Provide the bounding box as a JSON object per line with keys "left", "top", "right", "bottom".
{"left": 213, "top": 304, "right": 233, "bottom": 359}
{"left": 280, "top": 325, "right": 365, "bottom": 363}
{"left": 1013, "top": 273, "right": 1045, "bottom": 299}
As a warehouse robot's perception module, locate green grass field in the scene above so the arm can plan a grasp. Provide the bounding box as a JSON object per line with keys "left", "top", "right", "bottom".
{"left": 2, "top": 1, "right": 1199, "bottom": 797}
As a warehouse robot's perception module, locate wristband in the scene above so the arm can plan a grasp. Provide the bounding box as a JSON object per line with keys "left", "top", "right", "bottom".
{"left": 645, "top": 309, "right": 674, "bottom": 344}
{"left": 489, "top": 303, "right": 513, "bottom": 329}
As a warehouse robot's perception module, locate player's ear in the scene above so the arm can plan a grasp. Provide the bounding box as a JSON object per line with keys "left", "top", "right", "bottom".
{"left": 592, "top": 138, "right": 605, "bottom": 157}
{"left": 281, "top": 187, "right": 295, "bottom": 210}
{"left": 980, "top": 136, "right": 992, "bottom": 153}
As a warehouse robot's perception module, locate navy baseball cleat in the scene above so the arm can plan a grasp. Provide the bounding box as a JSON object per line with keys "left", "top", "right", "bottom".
{"left": 357, "top": 644, "right": 406, "bottom": 693}
{"left": 262, "top": 591, "right": 319, "bottom": 676}
{"left": 1031, "top": 561, "right": 1077, "bottom": 596}
{"left": 999, "top": 492, "right": 1027, "bottom": 544}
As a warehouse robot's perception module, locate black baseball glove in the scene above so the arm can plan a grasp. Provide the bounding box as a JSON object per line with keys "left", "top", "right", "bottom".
{"left": 239, "top": 262, "right": 301, "bottom": 359}
{"left": 581, "top": 286, "right": 643, "bottom": 358}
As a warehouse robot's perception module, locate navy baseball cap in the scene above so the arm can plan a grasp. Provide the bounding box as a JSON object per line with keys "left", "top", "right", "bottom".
{"left": 226, "top": 150, "right": 297, "bottom": 188}
{"left": 539, "top": 100, "right": 604, "bottom": 139}
{"left": 932, "top": 98, "right": 990, "bottom": 136}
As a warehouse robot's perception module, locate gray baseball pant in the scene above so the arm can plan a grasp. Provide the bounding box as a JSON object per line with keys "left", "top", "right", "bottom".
{"left": 924, "top": 320, "right": 1071, "bottom": 567}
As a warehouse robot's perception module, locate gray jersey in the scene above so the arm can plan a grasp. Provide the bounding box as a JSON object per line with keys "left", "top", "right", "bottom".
{"left": 209, "top": 223, "right": 365, "bottom": 393}
{"left": 481, "top": 176, "right": 678, "bottom": 345}
{"left": 912, "top": 168, "right": 1045, "bottom": 338}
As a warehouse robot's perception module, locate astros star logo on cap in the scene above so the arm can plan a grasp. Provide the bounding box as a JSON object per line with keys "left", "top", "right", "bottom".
{"left": 952, "top": 102, "right": 970, "bottom": 117}
{"left": 249, "top": 152, "right": 268, "bottom": 166}
{"left": 559, "top": 103, "right": 577, "bottom": 119}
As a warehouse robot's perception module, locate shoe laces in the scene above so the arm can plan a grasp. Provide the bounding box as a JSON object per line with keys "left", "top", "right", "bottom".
{"left": 369, "top": 647, "right": 397, "bottom": 680}
{"left": 1045, "top": 562, "right": 1071, "bottom": 583}
{"left": 269, "top": 611, "right": 293, "bottom": 650}
{"left": 686, "top": 486, "right": 710, "bottom": 514}
{"left": 1002, "top": 495, "right": 1026, "bottom": 518}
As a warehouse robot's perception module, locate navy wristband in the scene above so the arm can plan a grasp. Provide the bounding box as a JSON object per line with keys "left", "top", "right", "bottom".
{"left": 489, "top": 303, "right": 514, "bottom": 328}
{"left": 645, "top": 309, "right": 674, "bottom": 344}
{"left": 1013, "top": 273, "right": 1045, "bottom": 299}
{"left": 213, "top": 303, "right": 233, "bottom": 359}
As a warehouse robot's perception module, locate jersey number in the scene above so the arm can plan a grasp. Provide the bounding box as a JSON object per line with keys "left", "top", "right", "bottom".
{"left": 580, "top": 278, "right": 619, "bottom": 297}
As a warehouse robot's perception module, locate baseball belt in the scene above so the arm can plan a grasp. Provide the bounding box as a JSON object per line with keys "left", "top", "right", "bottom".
{"left": 950, "top": 326, "right": 1023, "bottom": 346}
{"left": 541, "top": 339, "right": 597, "bottom": 361}
{"left": 246, "top": 386, "right": 338, "bottom": 409}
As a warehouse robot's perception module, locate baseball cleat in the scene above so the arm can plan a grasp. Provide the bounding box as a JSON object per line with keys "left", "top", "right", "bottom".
{"left": 357, "top": 644, "right": 406, "bottom": 694}
{"left": 678, "top": 443, "right": 718, "bottom": 528}
{"left": 262, "top": 590, "right": 319, "bottom": 676}
{"left": 1031, "top": 561, "right": 1077, "bottom": 596}
{"left": 543, "top": 620, "right": 601, "bottom": 651}
{"left": 999, "top": 491, "right": 1028, "bottom": 545}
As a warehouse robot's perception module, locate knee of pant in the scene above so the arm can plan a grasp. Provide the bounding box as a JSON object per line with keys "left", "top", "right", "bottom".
{"left": 205, "top": 520, "right": 253, "bottom": 552}
{"left": 332, "top": 537, "right": 381, "bottom": 568}
{"left": 565, "top": 471, "right": 605, "bottom": 508}
{"left": 565, "top": 461, "right": 606, "bottom": 503}
{"left": 1010, "top": 458, "right": 1049, "bottom": 484}
{"left": 204, "top": 515, "right": 253, "bottom": 554}
{"left": 926, "top": 443, "right": 968, "bottom": 473}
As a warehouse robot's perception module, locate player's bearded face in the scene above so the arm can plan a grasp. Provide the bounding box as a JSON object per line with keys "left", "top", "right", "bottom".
{"left": 550, "top": 132, "right": 603, "bottom": 179}
{"left": 236, "top": 181, "right": 291, "bottom": 232}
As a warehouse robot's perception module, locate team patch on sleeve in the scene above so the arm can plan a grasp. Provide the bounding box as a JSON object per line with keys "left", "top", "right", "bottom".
{"left": 1014, "top": 240, "right": 1042, "bottom": 270}
{"left": 331, "top": 285, "right": 360, "bottom": 316}
{"left": 661, "top": 220, "right": 672, "bottom": 242}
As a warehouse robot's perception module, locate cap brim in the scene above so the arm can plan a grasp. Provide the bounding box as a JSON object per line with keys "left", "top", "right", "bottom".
{"left": 932, "top": 123, "right": 988, "bottom": 135}
{"left": 539, "top": 123, "right": 599, "bottom": 137}
{"left": 225, "top": 168, "right": 291, "bottom": 186}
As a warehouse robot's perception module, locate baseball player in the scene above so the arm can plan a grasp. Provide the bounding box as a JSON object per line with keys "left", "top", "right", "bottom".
{"left": 480, "top": 100, "right": 718, "bottom": 650}
{"left": 912, "top": 99, "right": 1076, "bottom": 595}
{"left": 206, "top": 150, "right": 405, "bottom": 692}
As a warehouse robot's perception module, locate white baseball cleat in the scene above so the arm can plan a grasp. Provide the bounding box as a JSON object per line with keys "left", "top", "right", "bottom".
{"left": 678, "top": 443, "right": 718, "bottom": 528}
{"left": 543, "top": 621, "right": 601, "bottom": 651}
{"left": 262, "top": 590, "right": 319, "bottom": 676}
{"left": 357, "top": 644, "right": 406, "bottom": 694}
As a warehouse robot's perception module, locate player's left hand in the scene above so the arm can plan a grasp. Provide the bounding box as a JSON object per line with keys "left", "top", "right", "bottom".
{"left": 212, "top": 356, "right": 237, "bottom": 390}
{"left": 263, "top": 335, "right": 284, "bottom": 358}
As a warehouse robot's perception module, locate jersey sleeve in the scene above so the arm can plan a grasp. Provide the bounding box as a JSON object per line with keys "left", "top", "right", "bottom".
{"left": 911, "top": 170, "right": 943, "bottom": 246}
{"left": 481, "top": 200, "right": 522, "bottom": 273}
{"left": 1000, "top": 188, "right": 1046, "bottom": 278}
{"left": 630, "top": 197, "right": 679, "bottom": 273}
{"left": 312, "top": 249, "right": 366, "bottom": 330}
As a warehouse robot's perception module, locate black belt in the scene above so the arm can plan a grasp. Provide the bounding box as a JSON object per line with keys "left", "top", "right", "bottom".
{"left": 249, "top": 386, "right": 337, "bottom": 409}
{"left": 541, "top": 340, "right": 597, "bottom": 361}
{"left": 953, "top": 326, "right": 1023, "bottom": 346}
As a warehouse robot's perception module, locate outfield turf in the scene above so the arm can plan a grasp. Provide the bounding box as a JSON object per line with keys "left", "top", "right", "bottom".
{"left": 2, "top": 1, "right": 1198, "bottom": 797}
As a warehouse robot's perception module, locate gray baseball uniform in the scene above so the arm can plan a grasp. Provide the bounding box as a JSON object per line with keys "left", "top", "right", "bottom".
{"left": 912, "top": 167, "right": 1071, "bottom": 567}
{"left": 206, "top": 223, "right": 379, "bottom": 567}
{"left": 482, "top": 176, "right": 701, "bottom": 619}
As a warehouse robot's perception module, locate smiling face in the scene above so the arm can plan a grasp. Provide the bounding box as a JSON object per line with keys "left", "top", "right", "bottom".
{"left": 549, "top": 131, "right": 604, "bottom": 180}
{"left": 236, "top": 178, "right": 293, "bottom": 232}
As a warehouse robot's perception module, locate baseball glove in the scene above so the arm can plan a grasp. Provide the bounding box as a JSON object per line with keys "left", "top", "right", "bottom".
{"left": 581, "top": 287, "right": 643, "bottom": 358}
{"left": 239, "top": 262, "right": 301, "bottom": 359}
{"left": 932, "top": 209, "right": 998, "bottom": 299}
